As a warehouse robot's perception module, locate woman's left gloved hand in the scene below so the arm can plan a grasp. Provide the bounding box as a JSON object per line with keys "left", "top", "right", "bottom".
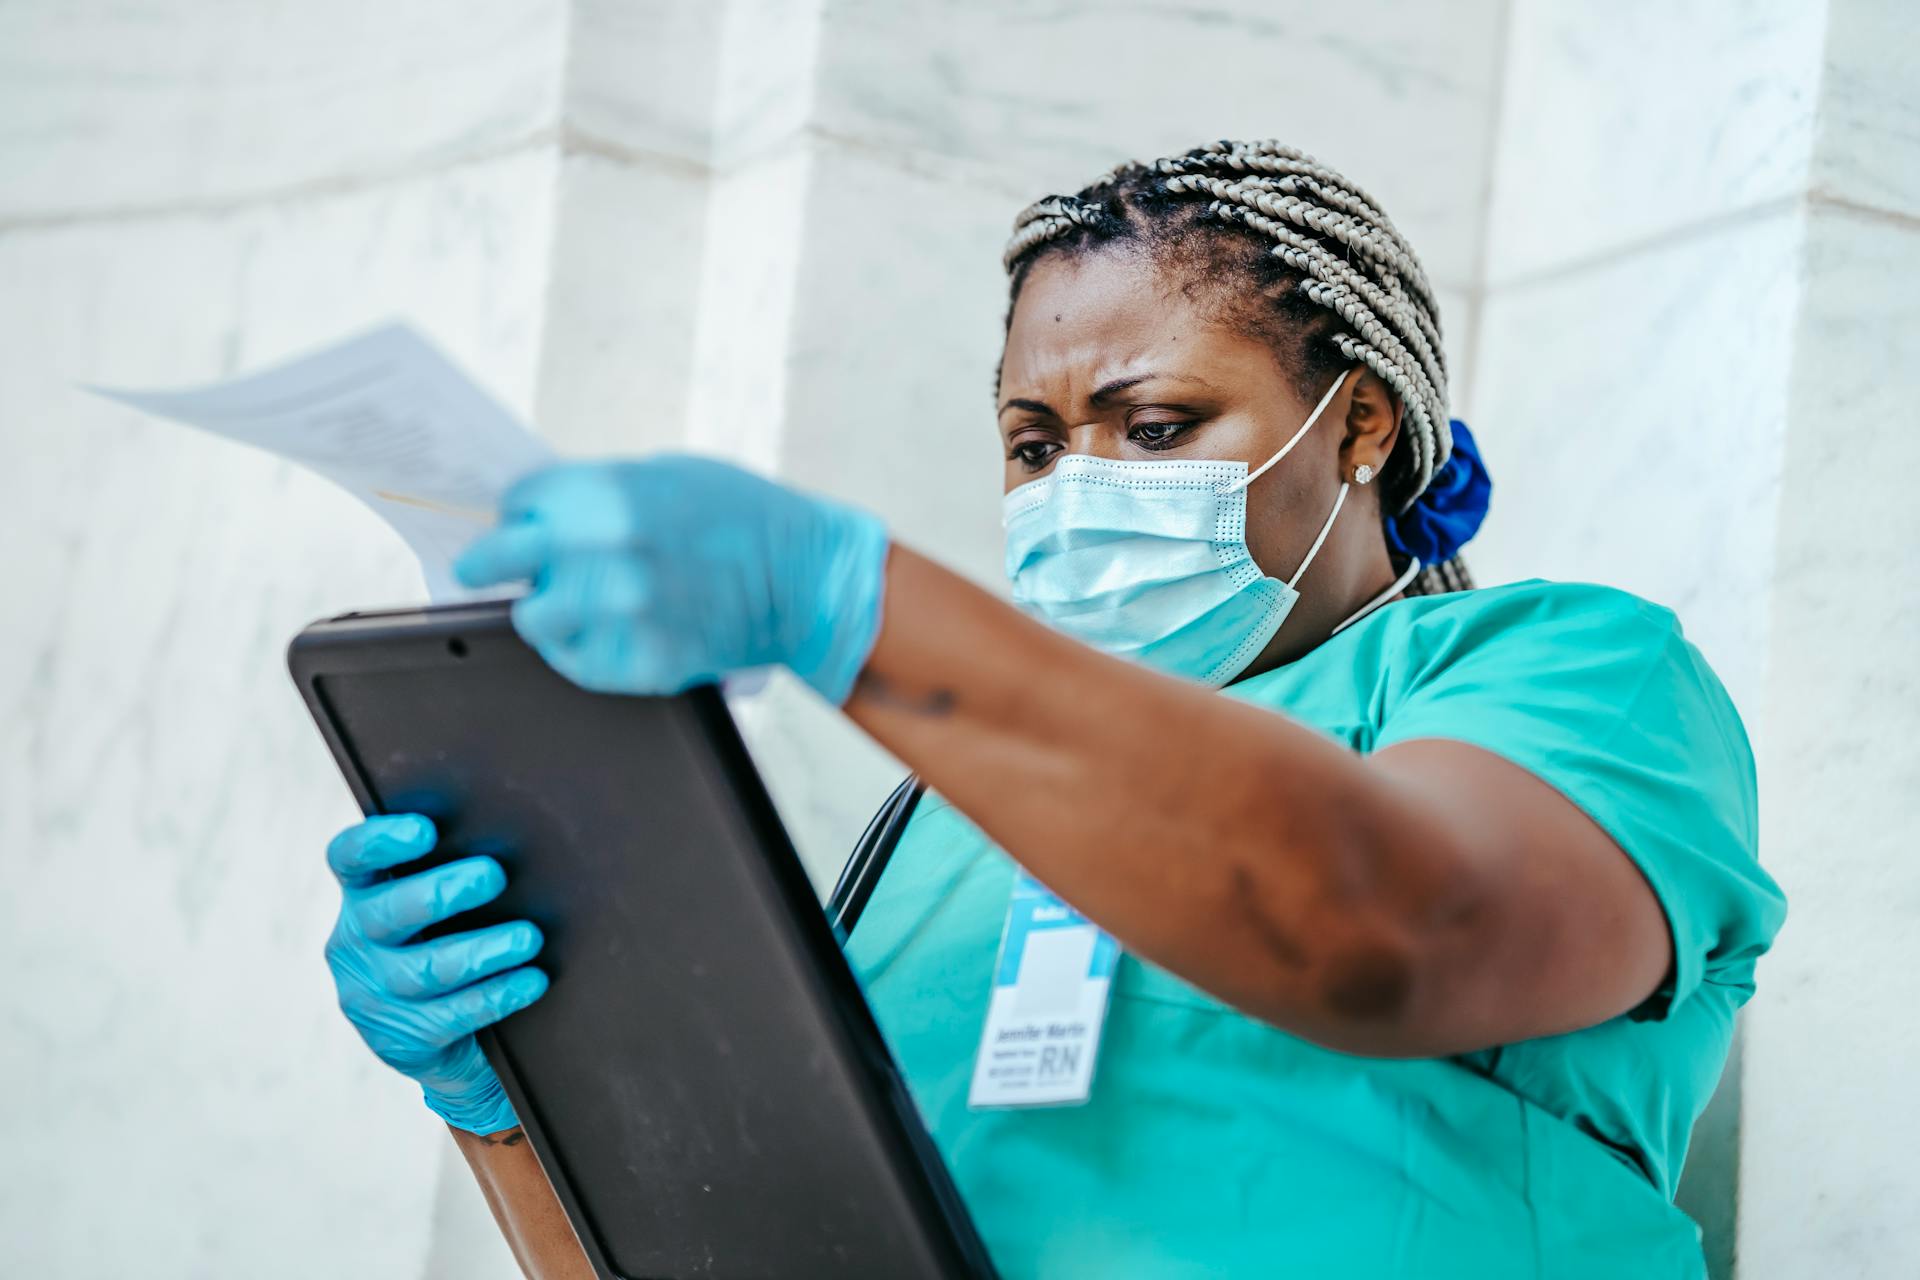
{"left": 454, "top": 455, "right": 890, "bottom": 704}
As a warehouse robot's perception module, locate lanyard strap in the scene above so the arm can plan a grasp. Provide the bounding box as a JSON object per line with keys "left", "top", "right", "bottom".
{"left": 829, "top": 774, "right": 924, "bottom": 938}
{"left": 1331, "top": 556, "right": 1422, "bottom": 636}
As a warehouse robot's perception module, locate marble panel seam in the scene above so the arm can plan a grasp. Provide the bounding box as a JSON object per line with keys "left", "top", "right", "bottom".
{"left": 0, "top": 126, "right": 569, "bottom": 235}
{"left": 556, "top": 125, "right": 710, "bottom": 180}
{"left": 2, "top": 118, "right": 1508, "bottom": 304}
{"left": 1804, "top": 189, "right": 1920, "bottom": 235}
{"left": 0, "top": 122, "right": 700, "bottom": 237}
{"left": 0, "top": 119, "right": 991, "bottom": 237}
{"left": 1482, "top": 194, "right": 1807, "bottom": 297}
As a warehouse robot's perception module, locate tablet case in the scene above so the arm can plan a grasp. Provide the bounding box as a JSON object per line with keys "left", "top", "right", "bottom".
{"left": 288, "top": 602, "right": 994, "bottom": 1280}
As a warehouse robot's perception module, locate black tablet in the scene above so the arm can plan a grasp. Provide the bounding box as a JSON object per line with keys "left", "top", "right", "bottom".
{"left": 288, "top": 602, "right": 993, "bottom": 1280}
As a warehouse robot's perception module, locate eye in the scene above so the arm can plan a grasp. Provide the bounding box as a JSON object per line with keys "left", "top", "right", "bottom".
{"left": 1009, "top": 439, "right": 1063, "bottom": 472}
{"left": 1128, "top": 419, "right": 1194, "bottom": 451}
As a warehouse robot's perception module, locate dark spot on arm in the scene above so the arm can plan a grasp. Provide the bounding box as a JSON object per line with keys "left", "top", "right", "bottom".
{"left": 1230, "top": 865, "right": 1413, "bottom": 1025}
{"left": 852, "top": 670, "right": 957, "bottom": 716}
{"left": 1319, "top": 943, "right": 1413, "bottom": 1021}
{"left": 476, "top": 1127, "right": 528, "bottom": 1147}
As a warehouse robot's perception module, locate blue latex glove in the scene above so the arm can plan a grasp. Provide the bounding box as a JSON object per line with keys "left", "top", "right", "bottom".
{"left": 453, "top": 455, "right": 890, "bottom": 703}
{"left": 323, "top": 814, "right": 548, "bottom": 1135}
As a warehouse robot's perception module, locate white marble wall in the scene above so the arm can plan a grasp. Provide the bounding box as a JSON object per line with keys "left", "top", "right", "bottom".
{"left": 0, "top": 2, "right": 563, "bottom": 1276}
{"left": 0, "top": 144, "right": 559, "bottom": 1280}
{"left": 5, "top": 1, "right": 1913, "bottom": 1277}
{"left": 1472, "top": 0, "right": 1829, "bottom": 719}
{"left": 1467, "top": 6, "right": 1816, "bottom": 1264}
{"left": 1476, "top": 4, "right": 1920, "bottom": 1276}
{"left": 1735, "top": 202, "right": 1920, "bottom": 1278}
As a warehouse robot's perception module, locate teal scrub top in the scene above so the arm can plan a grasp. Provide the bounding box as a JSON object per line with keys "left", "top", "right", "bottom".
{"left": 845, "top": 580, "right": 1786, "bottom": 1279}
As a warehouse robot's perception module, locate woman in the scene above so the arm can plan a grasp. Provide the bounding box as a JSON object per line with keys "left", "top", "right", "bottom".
{"left": 322, "top": 140, "right": 1784, "bottom": 1277}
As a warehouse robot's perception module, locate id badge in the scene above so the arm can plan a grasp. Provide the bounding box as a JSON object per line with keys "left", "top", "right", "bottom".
{"left": 968, "top": 868, "right": 1120, "bottom": 1109}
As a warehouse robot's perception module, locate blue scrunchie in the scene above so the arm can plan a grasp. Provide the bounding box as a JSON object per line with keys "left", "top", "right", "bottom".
{"left": 1384, "top": 419, "right": 1491, "bottom": 566}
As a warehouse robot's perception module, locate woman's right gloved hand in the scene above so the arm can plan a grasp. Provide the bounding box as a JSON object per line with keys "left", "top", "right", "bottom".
{"left": 323, "top": 814, "right": 549, "bottom": 1135}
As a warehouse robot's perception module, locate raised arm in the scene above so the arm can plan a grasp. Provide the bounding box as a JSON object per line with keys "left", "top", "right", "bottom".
{"left": 843, "top": 546, "right": 1672, "bottom": 1057}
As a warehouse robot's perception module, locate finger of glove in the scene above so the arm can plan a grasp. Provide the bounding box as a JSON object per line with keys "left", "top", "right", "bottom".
{"left": 421, "top": 966, "right": 550, "bottom": 1036}
{"left": 516, "top": 558, "right": 656, "bottom": 673}
{"left": 455, "top": 518, "right": 550, "bottom": 589}
{"left": 497, "top": 463, "right": 586, "bottom": 522}
{"left": 350, "top": 855, "right": 506, "bottom": 946}
{"left": 512, "top": 583, "right": 589, "bottom": 654}
{"left": 499, "top": 461, "right": 650, "bottom": 533}
{"left": 327, "top": 814, "right": 438, "bottom": 888}
{"left": 562, "top": 618, "right": 700, "bottom": 696}
{"left": 379, "top": 921, "right": 545, "bottom": 1000}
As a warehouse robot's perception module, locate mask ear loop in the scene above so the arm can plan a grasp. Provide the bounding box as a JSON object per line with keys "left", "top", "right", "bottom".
{"left": 1287, "top": 482, "right": 1348, "bottom": 588}
{"left": 1221, "top": 366, "right": 1361, "bottom": 589}
{"left": 1223, "top": 368, "right": 1357, "bottom": 496}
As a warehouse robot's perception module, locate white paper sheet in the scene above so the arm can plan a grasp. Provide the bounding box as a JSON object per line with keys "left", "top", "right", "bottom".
{"left": 87, "top": 322, "right": 555, "bottom": 600}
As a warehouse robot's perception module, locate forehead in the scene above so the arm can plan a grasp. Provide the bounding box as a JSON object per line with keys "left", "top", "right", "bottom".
{"left": 999, "top": 249, "right": 1282, "bottom": 398}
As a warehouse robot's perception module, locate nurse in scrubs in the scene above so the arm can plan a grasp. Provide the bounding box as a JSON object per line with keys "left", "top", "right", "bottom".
{"left": 322, "top": 140, "right": 1785, "bottom": 1278}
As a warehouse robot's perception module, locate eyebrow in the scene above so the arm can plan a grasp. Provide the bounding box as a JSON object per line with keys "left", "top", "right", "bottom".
{"left": 999, "top": 396, "right": 1057, "bottom": 418}
{"left": 997, "top": 371, "right": 1215, "bottom": 418}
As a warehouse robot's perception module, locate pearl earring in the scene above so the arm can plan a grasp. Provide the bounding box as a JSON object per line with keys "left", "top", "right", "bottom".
{"left": 1354, "top": 464, "right": 1376, "bottom": 485}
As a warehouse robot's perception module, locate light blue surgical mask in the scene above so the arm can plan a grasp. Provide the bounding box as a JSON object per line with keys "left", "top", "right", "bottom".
{"left": 1002, "top": 370, "right": 1417, "bottom": 686}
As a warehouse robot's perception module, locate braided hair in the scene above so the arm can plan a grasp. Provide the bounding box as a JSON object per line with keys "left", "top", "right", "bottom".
{"left": 1002, "top": 139, "right": 1477, "bottom": 596}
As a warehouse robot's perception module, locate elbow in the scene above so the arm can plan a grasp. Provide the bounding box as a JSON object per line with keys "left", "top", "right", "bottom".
{"left": 1229, "top": 856, "right": 1494, "bottom": 1056}
{"left": 1314, "top": 936, "right": 1419, "bottom": 1025}
{"left": 1300, "top": 922, "right": 1470, "bottom": 1058}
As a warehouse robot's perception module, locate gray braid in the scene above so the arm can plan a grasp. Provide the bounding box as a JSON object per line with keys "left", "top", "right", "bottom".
{"left": 1003, "top": 139, "right": 1469, "bottom": 596}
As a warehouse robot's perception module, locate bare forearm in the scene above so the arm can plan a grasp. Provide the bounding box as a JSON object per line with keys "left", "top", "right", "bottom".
{"left": 846, "top": 547, "right": 1476, "bottom": 1052}
{"left": 448, "top": 1125, "right": 596, "bottom": 1280}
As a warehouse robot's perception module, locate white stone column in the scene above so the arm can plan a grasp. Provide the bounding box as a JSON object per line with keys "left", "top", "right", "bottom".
{"left": 1733, "top": 1, "right": 1920, "bottom": 1272}
{"left": 1473, "top": 3, "right": 1920, "bottom": 1276}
